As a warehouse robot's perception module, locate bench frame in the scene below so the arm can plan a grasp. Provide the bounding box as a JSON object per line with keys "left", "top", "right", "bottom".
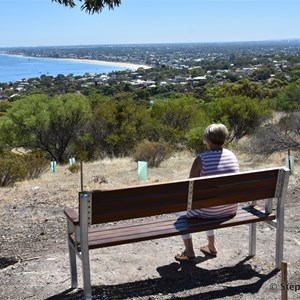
{"left": 64, "top": 167, "right": 290, "bottom": 299}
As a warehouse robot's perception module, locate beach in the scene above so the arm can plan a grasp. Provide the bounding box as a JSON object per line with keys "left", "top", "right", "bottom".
{"left": 0, "top": 53, "right": 152, "bottom": 83}
{"left": 6, "top": 53, "right": 152, "bottom": 70}
{"left": 60, "top": 58, "right": 152, "bottom": 70}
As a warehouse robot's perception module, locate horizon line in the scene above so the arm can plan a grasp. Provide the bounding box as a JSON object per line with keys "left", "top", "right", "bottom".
{"left": 1, "top": 38, "right": 300, "bottom": 49}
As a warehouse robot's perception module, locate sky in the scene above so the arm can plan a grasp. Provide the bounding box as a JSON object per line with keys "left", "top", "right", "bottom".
{"left": 1, "top": 0, "right": 300, "bottom": 47}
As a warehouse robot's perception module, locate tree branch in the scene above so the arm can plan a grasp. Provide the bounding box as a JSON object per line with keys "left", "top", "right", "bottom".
{"left": 52, "top": 0, "right": 122, "bottom": 14}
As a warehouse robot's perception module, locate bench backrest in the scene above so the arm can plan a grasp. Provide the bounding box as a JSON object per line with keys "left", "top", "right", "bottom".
{"left": 79, "top": 167, "right": 289, "bottom": 225}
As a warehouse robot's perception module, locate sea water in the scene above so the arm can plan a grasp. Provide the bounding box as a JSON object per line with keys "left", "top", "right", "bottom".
{"left": 0, "top": 53, "right": 125, "bottom": 83}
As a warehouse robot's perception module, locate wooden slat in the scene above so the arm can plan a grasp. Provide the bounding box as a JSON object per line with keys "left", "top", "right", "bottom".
{"left": 193, "top": 177, "right": 277, "bottom": 199}
{"left": 87, "top": 207, "right": 254, "bottom": 236}
{"left": 64, "top": 208, "right": 79, "bottom": 225}
{"left": 192, "top": 190, "right": 276, "bottom": 210}
{"left": 70, "top": 206, "right": 275, "bottom": 250}
{"left": 87, "top": 207, "right": 270, "bottom": 240}
{"left": 86, "top": 168, "right": 279, "bottom": 224}
{"left": 90, "top": 181, "right": 189, "bottom": 222}
{"left": 193, "top": 169, "right": 278, "bottom": 188}
{"left": 88, "top": 214, "right": 275, "bottom": 249}
{"left": 87, "top": 208, "right": 269, "bottom": 242}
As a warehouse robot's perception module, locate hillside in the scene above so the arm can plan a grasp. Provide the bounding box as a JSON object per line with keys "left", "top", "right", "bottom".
{"left": 0, "top": 151, "right": 299, "bottom": 299}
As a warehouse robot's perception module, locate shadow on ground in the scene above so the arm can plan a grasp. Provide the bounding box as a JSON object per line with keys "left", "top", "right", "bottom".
{"left": 0, "top": 256, "right": 19, "bottom": 269}
{"left": 46, "top": 257, "right": 278, "bottom": 300}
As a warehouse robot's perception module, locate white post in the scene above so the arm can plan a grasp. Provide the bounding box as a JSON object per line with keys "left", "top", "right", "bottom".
{"left": 275, "top": 168, "right": 290, "bottom": 269}
{"left": 67, "top": 221, "right": 78, "bottom": 288}
{"left": 79, "top": 193, "right": 92, "bottom": 299}
{"left": 249, "top": 201, "right": 257, "bottom": 256}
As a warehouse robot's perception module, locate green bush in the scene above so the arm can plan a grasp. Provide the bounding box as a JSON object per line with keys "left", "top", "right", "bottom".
{"left": 185, "top": 126, "right": 206, "bottom": 155}
{"left": 22, "top": 151, "right": 49, "bottom": 179}
{"left": 133, "top": 140, "right": 173, "bottom": 168}
{"left": 0, "top": 153, "right": 27, "bottom": 187}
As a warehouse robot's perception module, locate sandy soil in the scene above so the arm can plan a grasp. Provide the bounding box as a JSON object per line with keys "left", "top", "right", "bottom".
{"left": 0, "top": 153, "right": 299, "bottom": 300}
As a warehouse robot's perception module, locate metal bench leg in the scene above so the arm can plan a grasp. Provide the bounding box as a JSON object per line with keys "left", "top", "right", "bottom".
{"left": 274, "top": 168, "right": 289, "bottom": 270}
{"left": 249, "top": 223, "right": 257, "bottom": 256}
{"left": 81, "top": 243, "right": 92, "bottom": 299}
{"left": 68, "top": 241, "right": 78, "bottom": 288}
{"left": 80, "top": 193, "right": 92, "bottom": 299}
{"left": 275, "top": 207, "right": 285, "bottom": 269}
{"left": 67, "top": 222, "right": 78, "bottom": 288}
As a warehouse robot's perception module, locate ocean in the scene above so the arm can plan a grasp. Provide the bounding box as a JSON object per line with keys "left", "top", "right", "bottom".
{"left": 0, "top": 53, "right": 125, "bottom": 83}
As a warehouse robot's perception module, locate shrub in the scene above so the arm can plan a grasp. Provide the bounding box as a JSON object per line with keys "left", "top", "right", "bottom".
{"left": 0, "top": 153, "right": 27, "bottom": 187}
{"left": 68, "top": 163, "right": 80, "bottom": 174}
{"left": 22, "top": 151, "right": 49, "bottom": 179}
{"left": 133, "top": 140, "right": 173, "bottom": 168}
{"left": 185, "top": 126, "right": 206, "bottom": 155}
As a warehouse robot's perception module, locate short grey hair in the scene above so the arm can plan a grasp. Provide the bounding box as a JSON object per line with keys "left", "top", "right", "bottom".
{"left": 203, "top": 124, "right": 229, "bottom": 146}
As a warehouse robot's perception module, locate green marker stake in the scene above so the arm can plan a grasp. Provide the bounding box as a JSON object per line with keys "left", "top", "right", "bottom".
{"left": 285, "top": 155, "right": 294, "bottom": 175}
{"left": 50, "top": 161, "right": 57, "bottom": 173}
{"left": 138, "top": 161, "right": 148, "bottom": 181}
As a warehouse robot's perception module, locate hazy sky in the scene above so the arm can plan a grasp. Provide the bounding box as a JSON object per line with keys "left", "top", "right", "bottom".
{"left": 1, "top": 0, "right": 300, "bottom": 47}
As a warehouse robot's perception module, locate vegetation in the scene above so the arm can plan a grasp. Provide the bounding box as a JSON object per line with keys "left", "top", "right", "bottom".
{"left": 0, "top": 151, "right": 49, "bottom": 187}
{"left": 1, "top": 42, "right": 300, "bottom": 179}
{"left": 0, "top": 94, "right": 91, "bottom": 163}
{"left": 0, "top": 153, "right": 27, "bottom": 187}
{"left": 246, "top": 110, "right": 300, "bottom": 157}
{"left": 68, "top": 163, "right": 81, "bottom": 174}
{"left": 52, "top": 0, "right": 121, "bottom": 14}
{"left": 22, "top": 151, "right": 49, "bottom": 179}
{"left": 206, "top": 96, "right": 269, "bottom": 141}
{"left": 185, "top": 126, "right": 207, "bottom": 155}
{"left": 133, "top": 140, "right": 173, "bottom": 168}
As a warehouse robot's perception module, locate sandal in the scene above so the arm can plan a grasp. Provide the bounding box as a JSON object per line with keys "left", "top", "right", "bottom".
{"left": 175, "top": 250, "right": 196, "bottom": 262}
{"left": 200, "top": 245, "right": 217, "bottom": 257}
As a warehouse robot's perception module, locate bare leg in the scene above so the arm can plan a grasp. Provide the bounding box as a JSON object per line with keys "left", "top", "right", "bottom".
{"left": 183, "top": 238, "right": 196, "bottom": 258}
{"left": 200, "top": 230, "right": 217, "bottom": 256}
{"left": 175, "top": 236, "right": 196, "bottom": 261}
{"left": 207, "top": 235, "right": 217, "bottom": 253}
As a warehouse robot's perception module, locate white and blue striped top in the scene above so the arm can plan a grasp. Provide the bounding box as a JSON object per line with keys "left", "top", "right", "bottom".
{"left": 187, "top": 148, "right": 239, "bottom": 219}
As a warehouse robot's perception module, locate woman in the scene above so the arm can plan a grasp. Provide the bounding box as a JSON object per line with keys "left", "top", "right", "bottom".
{"left": 175, "top": 123, "right": 239, "bottom": 262}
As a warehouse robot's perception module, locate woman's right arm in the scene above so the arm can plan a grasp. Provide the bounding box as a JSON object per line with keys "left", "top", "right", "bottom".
{"left": 189, "top": 156, "right": 202, "bottom": 178}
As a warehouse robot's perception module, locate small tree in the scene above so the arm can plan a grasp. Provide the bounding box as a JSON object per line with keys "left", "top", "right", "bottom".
{"left": 245, "top": 110, "right": 300, "bottom": 156}
{"left": 272, "top": 83, "right": 300, "bottom": 112}
{"left": 90, "top": 99, "right": 150, "bottom": 157}
{"left": 133, "top": 140, "right": 173, "bottom": 168}
{"left": 206, "top": 96, "right": 268, "bottom": 141}
{"left": 150, "top": 95, "right": 207, "bottom": 144}
{"left": 0, "top": 94, "right": 91, "bottom": 163}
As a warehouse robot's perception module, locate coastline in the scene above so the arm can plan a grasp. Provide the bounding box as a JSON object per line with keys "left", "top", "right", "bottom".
{"left": 3, "top": 53, "right": 152, "bottom": 70}
{"left": 61, "top": 58, "right": 152, "bottom": 70}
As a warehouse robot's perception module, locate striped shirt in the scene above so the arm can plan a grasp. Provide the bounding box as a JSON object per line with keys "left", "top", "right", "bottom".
{"left": 187, "top": 148, "right": 239, "bottom": 219}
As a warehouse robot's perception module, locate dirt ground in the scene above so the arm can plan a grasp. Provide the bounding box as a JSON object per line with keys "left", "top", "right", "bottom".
{"left": 0, "top": 154, "right": 300, "bottom": 300}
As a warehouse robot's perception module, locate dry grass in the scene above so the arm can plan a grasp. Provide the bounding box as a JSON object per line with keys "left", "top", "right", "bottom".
{"left": 12, "top": 150, "right": 298, "bottom": 189}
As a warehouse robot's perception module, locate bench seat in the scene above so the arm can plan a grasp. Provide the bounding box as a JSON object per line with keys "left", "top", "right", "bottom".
{"left": 66, "top": 206, "right": 275, "bottom": 250}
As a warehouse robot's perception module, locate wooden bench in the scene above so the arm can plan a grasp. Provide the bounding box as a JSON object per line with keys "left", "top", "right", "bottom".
{"left": 64, "top": 167, "right": 290, "bottom": 299}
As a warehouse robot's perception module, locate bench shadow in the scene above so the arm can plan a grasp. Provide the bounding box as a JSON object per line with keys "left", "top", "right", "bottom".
{"left": 0, "top": 256, "right": 19, "bottom": 269}
{"left": 46, "top": 256, "right": 279, "bottom": 299}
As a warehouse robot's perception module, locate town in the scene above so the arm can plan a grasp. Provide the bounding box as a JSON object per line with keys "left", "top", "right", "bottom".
{"left": 1, "top": 40, "right": 300, "bottom": 101}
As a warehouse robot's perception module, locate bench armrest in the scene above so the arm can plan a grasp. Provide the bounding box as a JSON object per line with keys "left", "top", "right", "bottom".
{"left": 64, "top": 208, "right": 79, "bottom": 225}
